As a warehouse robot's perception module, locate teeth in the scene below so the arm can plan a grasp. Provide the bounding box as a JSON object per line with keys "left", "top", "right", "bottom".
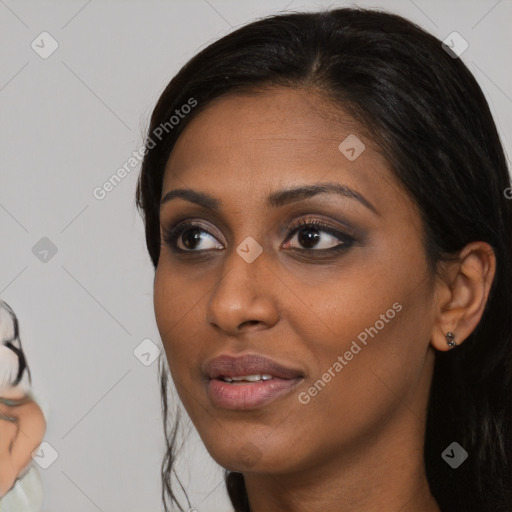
{"left": 222, "top": 374, "right": 273, "bottom": 382}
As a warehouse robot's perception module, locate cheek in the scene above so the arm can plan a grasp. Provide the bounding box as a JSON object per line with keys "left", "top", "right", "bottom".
{"left": 153, "top": 263, "right": 217, "bottom": 427}
{"left": 153, "top": 264, "right": 200, "bottom": 379}
{"left": 291, "top": 251, "right": 432, "bottom": 436}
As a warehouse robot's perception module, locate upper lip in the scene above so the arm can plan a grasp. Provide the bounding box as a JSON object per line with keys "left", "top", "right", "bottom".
{"left": 204, "top": 353, "right": 304, "bottom": 380}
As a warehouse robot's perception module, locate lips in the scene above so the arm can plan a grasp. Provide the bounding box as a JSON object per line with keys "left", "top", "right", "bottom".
{"left": 204, "top": 353, "right": 304, "bottom": 380}
{"left": 203, "top": 353, "right": 305, "bottom": 410}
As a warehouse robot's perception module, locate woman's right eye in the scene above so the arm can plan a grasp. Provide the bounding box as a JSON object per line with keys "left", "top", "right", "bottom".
{"left": 162, "top": 222, "right": 224, "bottom": 252}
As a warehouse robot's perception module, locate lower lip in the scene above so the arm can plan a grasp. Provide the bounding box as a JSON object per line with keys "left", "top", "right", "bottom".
{"left": 207, "top": 377, "right": 303, "bottom": 410}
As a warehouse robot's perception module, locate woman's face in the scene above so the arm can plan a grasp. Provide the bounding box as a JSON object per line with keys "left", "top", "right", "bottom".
{"left": 154, "top": 87, "right": 440, "bottom": 475}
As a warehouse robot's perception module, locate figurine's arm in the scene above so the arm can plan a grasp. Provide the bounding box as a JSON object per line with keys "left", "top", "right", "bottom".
{"left": 0, "top": 397, "right": 46, "bottom": 498}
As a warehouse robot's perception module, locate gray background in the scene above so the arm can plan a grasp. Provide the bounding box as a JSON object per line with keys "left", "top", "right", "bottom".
{"left": 0, "top": 0, "right": 510, "bottom": 511}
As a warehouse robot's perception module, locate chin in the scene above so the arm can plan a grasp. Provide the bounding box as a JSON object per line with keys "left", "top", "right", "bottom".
{"left": 202, "top": 432, "right": 300, "bottom": 475}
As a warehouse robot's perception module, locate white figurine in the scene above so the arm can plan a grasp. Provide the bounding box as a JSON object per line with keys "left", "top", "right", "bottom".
{"left": 0, "top": 300, "right": 46, "bottom": 512}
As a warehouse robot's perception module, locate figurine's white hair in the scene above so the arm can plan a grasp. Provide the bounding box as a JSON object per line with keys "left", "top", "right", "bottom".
{"left": 0, "top": 299, "right": 32, "bottom": 400}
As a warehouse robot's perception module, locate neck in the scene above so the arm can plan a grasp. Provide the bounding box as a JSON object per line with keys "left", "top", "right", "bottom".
{"left": 244, "top": 472, "right": 439, "bottom": 512}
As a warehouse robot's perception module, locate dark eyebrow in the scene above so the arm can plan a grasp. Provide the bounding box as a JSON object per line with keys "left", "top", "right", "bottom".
{"left": 160, "top": 182, "right": 379, "bottom": 215}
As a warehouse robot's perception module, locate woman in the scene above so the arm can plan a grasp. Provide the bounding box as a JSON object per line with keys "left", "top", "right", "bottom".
{"left": 135, "top": 7, "right": 512, "bottom": 512}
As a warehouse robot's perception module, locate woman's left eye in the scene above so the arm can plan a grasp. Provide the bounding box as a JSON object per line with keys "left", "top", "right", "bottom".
{"left": 161, "top": 218, "right": 355, "bottom": 254}
{"left": 283, "top": 219, "right": 355, "bottom": 253}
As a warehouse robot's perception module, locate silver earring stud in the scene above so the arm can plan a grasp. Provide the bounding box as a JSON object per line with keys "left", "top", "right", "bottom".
{"left": 446, "top": 331, "right": 457, "bottom": 349}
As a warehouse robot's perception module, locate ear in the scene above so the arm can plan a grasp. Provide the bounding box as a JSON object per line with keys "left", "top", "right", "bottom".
{"left": 431, "top": 241, "right": 496, "bottom": 352}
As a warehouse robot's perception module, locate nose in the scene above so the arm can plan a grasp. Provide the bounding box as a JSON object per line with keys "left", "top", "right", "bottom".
{"left": 205, "top": 247, "right": 280, "bottom": 336}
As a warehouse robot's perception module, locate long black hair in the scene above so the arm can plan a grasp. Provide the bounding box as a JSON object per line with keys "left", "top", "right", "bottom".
{"left": 135, "top": 7, "right": 512, "bottom": 512}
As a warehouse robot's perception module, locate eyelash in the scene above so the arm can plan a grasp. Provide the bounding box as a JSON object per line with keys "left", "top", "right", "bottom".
{"left": 161, "top": 217, "right": 356, "bottom": 256}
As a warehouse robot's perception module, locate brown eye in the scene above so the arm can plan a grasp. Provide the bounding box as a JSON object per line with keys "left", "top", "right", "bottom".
{"left": 283, "top": 219, "right": 355, "bottom": 253}
{"left": 162, "top": 222, "right": 223, "bottom": 252}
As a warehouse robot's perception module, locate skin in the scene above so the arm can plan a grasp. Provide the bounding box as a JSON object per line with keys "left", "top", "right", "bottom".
{"left": 153, "top": 87, "right": 496, "bottom": 512}
{"left": 0, "top": 387, "right": 46, "bottom": 497}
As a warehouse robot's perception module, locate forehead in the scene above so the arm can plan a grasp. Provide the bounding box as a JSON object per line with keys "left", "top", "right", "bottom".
{"left": 162, "top": 87, "right": 405, "bottom": 214}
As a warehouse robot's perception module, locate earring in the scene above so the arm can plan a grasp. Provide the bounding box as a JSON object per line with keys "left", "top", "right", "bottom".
{"left": 446, "top": 331, "right": 457, "bottom": 349}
